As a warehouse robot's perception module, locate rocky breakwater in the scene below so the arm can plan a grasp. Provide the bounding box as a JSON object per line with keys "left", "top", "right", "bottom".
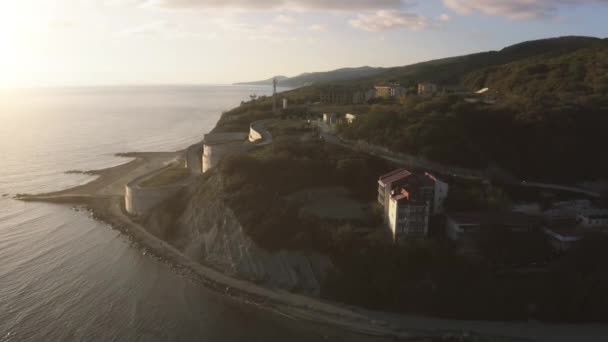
{"left": 125, "top": 163, "right": 192, "bottom": 216}
{"left": 202, "top": 132, "right": 250, "bottom": 173}
{"left": 202, "top": 120, "right": 275, "bottom": 174}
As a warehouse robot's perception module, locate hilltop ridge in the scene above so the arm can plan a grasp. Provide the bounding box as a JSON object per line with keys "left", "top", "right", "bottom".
{"left": 238, "top": 36, "right": 602, "bottom": 89}
{"left": 235, "top": 66, "right": 385, "bottom": 88}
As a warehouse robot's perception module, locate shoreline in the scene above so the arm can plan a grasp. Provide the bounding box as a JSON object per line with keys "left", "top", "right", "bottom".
{"left": 17, "top": 150, "right": 411, "bottom": 339}
{"left": 16, "top": 145, "right": 608, "bottom": 342}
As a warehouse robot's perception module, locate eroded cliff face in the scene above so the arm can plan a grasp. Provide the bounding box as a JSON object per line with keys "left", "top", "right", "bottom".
{"left": 144, "top": 174, "right": 332, "bottom": 296}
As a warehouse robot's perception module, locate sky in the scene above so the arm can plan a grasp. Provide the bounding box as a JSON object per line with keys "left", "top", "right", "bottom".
{"left": 0, "top": 0, "right": 607, "bottom": 87}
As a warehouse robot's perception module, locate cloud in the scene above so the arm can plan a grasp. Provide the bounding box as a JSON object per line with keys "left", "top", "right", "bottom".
{"left": 308, "top": 24, "right": 327, "bottom": 32}
{"left": 214, "top": 18, "right": 296, "bottom": 42}
{"left": 218, "top": 18, "right": 285, "bottom": 34}
{"left": 438, "top": 13, "right": 451, "bottom": 22}
{"left": 350, "top": 10, "right": 428, "bottom": 32}
{"left": 48, "top": 20, "right": 79, "bottom": 30}
{"left": 116, "top": 21, "right": 213, "bottom": 39}
{"left": 140, "top": 0, "right": 406, "bottom": 11}
{"left": 442, "top": 0, "right": 608, "bottom": 20}
{"left": 273, "top": 14, "right": 295, "bottom": 23}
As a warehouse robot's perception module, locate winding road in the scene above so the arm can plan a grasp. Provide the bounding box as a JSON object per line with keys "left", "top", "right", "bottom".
{"left": 317, "top": 121, "right": 602, "bottom": 198}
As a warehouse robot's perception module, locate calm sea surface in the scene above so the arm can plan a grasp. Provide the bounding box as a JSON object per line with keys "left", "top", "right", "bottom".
{"left": 0, "top": 86, "right": 374, "bottom": 342}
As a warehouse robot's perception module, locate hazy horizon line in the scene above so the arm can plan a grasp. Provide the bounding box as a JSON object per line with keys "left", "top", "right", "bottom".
{"left": 0, "top": 83, "right": 287, "bottom": 91}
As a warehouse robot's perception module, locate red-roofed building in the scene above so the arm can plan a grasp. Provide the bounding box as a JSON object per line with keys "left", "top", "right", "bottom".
{"left": 388, "top": 187, "right": 430, "bottom": 241}
{"left": 378, "top": 169, "right": 449, "bottom": 242}
{"left": 378, "top": 168, "right": 412, "bottom": 212}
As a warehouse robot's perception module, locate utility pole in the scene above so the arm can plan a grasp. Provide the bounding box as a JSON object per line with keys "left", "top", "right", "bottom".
{"left": 272, "top": 77, "right": 277, "bottom": 114}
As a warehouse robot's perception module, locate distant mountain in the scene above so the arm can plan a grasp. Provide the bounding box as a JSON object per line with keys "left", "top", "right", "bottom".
{"left": 237, "top": 37, "right": 602, "bottom": 90}
{"left": 234, "top": 75, "right": 289, "bottom": 86}
{"left": 362, "top": 36, "right": 603, "bottom": 87}
{"left": 235, "top": 66, "right": 385, "bottom": 88}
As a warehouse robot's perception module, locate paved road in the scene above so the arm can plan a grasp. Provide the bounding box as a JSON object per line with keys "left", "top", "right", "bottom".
{"left": 250, "top": 119, "right": 274, "bottom": 146}
{"left": 316, "top": 121, "right": 602, "bottom": 198}
{"left": 519, "top": 181, "right": 601, "bottom": 198}
{"left": 316, "top": 121, "right": 486, "bottom": 180}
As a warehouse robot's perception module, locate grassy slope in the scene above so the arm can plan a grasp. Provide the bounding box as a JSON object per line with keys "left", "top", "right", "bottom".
{"left": 139, "top": 164, "right": 189, "bottom": 188}
{"left": 218, "top": 135, "right": 390, "bottom": 252}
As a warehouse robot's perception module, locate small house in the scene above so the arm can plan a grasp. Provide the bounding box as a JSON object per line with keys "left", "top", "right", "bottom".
{"left": 417, "top": 82, "right": 438, "bottom": 97}
{"left": 345, "top": 113, "right": 357, "bottom": 124}
{"left": 322, "top": 113, "right": 337, "bottom": 125}
{"left": 542, "top": 225, "right": 586, "bottom": 253}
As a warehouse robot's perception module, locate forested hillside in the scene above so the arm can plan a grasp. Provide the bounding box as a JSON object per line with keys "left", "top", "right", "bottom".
{"left": 232, "top": 36, "right": 608, "bottom": 182}
{"left": 236, "top": 66, "right": 385, "bottom": 88}
{"left": 337, "top": 38, "right": 608, "bottom": 182}
{"left": 463, "top": 40, "right": 608, "bottom": 106}
{"left": 368, "top": 36, "right": 601, "bottom": 87}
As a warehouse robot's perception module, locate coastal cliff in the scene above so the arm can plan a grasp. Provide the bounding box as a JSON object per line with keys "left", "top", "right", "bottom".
{"left": 143, "top": 172, "right": 333, "bottom": 296}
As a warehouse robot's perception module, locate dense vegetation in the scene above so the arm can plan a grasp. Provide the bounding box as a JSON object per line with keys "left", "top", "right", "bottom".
{"left": 366, "top": 36, "right": 601, "bottom": 87}
{"left": 444, "top": 182, "right": 512, "bottom": 212}
{"left": 338, "top": 40, "right": 608, "bottom": 182}
{"left": 205, "top": 36, "right": 608, "bottom": 322}
{"left": 140, "top": 164, "right": 189, "bottom": 188}
{"left": 213, "top": 135, "right": 608, "bottom": 321}
{"left": 218, "top": 137, "right": 390, "bottom": 251}
{"left": 463, "top": 40, "right": 608, "bottom": 101}
{"left": 210, "top": 138, "right": 608, "bottom": 322}
{"left": 239, "top": 36, "right": 601, "bottom": 90}
{"left": 323, "top": 233, "right": 608, "bottom": 322}
{"left": 253, "top": 37, "right": 608, "bottom": 182}
{"left": 338, "top": 94, "right": 607, "bottom": 181}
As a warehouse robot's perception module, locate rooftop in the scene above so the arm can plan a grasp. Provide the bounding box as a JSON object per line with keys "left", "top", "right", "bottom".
{"left": 555, "top": 199, "right": 592, "bottom": 209}
{"left": 579, "top": 208, "right": 608, "bottom": 218}
{"left": 379, "top": 168, "right": 412, "bottom": 186}
{"left": 392, "top": 188, "right": 427, "bottom": 205}
{"left": 543, "top": 225, "right": 587, "bottom": 239}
